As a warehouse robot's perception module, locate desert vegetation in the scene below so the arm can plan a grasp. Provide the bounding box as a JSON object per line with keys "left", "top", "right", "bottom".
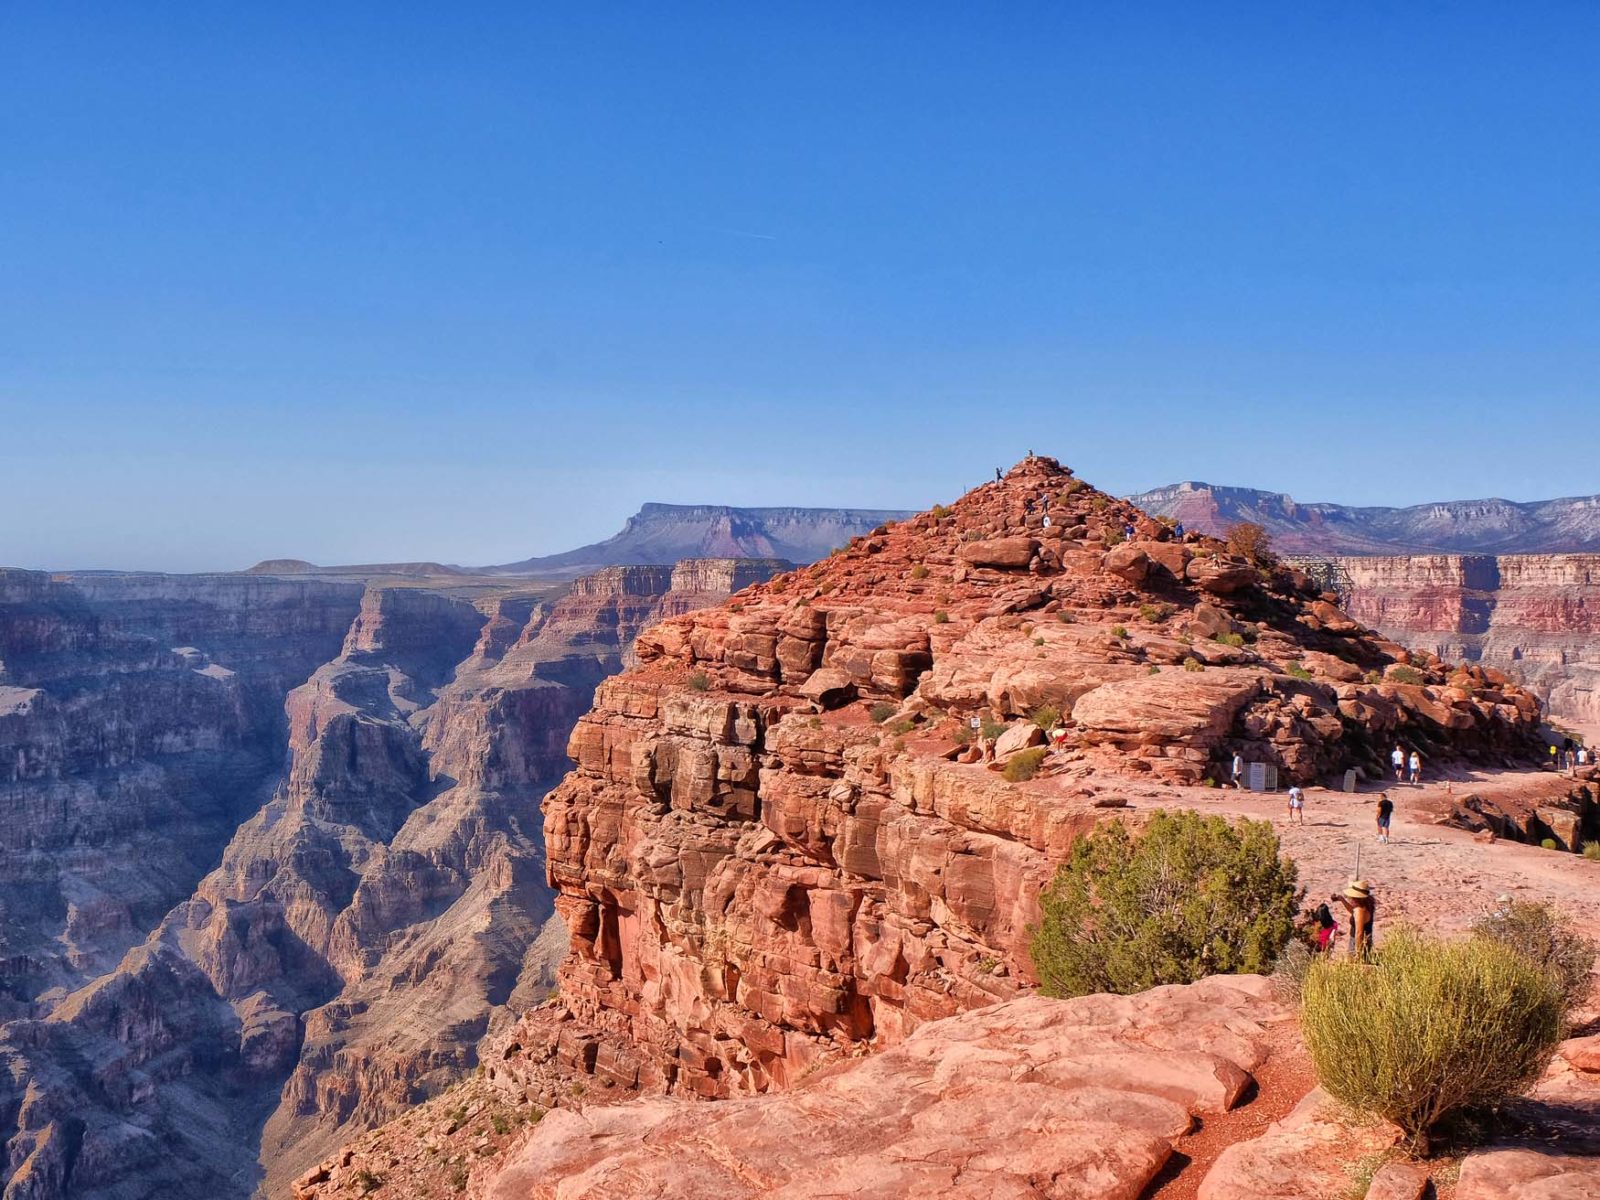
{"left": 1029, "top": 812, "right": 1300, "bottom": 998}
{"left": 1301, "top": 929, "right": 1565, "bottom": 1155}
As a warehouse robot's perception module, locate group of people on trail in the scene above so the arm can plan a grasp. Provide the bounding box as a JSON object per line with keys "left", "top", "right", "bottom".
{"left": 1390, "top": 744, "right": 1422, "bottom": 784}
{"left": 1552, "top": 737, "right": 1591, "bottom": 773}
{"left": 1303, "top": 879, "right": 1378, "bottom": 959}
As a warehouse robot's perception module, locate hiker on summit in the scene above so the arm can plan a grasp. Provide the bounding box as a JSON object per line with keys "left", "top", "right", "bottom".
{"left": 1408, "top": 749, "right": 1422, "bottom": 785}
{"left": 1172, "top": 522, "right": 1185, "bottom": 539}
{"left": 1333, "top": 881, "right": 1377, "bottom": 958}
{"left": 1391, "top": 744, "right": 1405, "bottom": 782}
{"left": 1286, "top": 785, "right": 1305, "bottom": 825}
{"left": 1375, "top": 793, "right": 1394, "bottom": 844}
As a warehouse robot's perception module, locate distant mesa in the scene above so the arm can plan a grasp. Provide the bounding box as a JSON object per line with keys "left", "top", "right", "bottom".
{"left": 1131, "top": 481, "right": 1600, "bottom": 556}
{"left": 486, "top": 502, "right": 914, "bottom": 577}
{"left": 244, "top": 558, "right": 466, "bottom": 578}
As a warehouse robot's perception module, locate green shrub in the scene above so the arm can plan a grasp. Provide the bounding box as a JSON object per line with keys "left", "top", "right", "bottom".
{"left": 930, "top": 504, "right": 951, "bottom": 519}
{"left": 1286, "top": 663, "right": 1314, "bottom": 681}
{"left": 1541, "top": 837, "right": 1560, "bottom": 851}
{"left": 1056, "top": 610, "right": 1075, "bottom": 623}
{"left": 952, "top": 722, "right": 973, "bottom": 745}
{"left": 1389, "top": 665, "right": 1426, "bottom": 686}
{"left": 687, "top": 671, "right": 710, "bottom": 692}
{"left": 1183, "top": 657, "right": 1204, "bottom": 672}
{"left": 1584, "top": 841, "right": 1600, "bottom": 862}
{"left": 1139, "top": 603, "right": 1172, "bottom": 624}
{"left": 1061, "top": 479, "right": 1087, "bottom": 496}
{"left": 1472, "top": 900, "right": 1597, "bottom": 1013}
{"left": 1104, "top": 529, "right": 1126, "bottom": 546}
{"left": 910, "top": 563, "right": 929, "bottom": 579}
{"left": 934, "top": 610, "right": 950, "bottom": 624}
{"left": 1032, "top": 635, "right": 1045, "bottom": 646}
{"left": 1091, "top": 495, "right": 1109, "bottom": 512}
{"left": 1111, "top": 625, "right": 1129, "bottom": 640}
{"left": 1213, "top": 631, "right": 1245, "bottom": 648}
{"left": 889, "top": 717, "right": 916, "bottom": 736}
{"left": 1029, "top": 704, "right": 1061, "bottom": 730}
{"left": 1029, "top": 811, "right": 1300, "bottom": 999}
{"left": 869, "top": 701, "right": 898, "bottom": 724}
{"left": 1147, "top": 664, "right": 1161, "bottom": 675}
{"left": 1364, "top": 669, "right": 1383, "bottom": 684}
{"left": 980, "top": 717, "right": 1008, "bottom": 741}
{"left": 1002, "top": 746, "right": 1048, "bottom": 782}
{"left": 1301, "top": 929, "right": 1565, "bottom": 1155}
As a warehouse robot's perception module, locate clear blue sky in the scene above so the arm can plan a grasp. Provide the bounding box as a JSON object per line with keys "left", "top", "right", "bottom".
{"left": 3, "top": 4, "right": 1597, "bottom": 571}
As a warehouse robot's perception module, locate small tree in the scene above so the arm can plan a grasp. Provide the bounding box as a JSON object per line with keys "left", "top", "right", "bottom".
{"left": 1472, "top": 900, "right": 1596, "bottom": 1014}
{"left": 1029, "top": 811, "right": 1301, "bottom": 998}
{"left": 1301, "top": 929, "right": 1564, "bottom": 1155}
{"left": 1225, "top": 521, "right": 1275, "bottom": 566}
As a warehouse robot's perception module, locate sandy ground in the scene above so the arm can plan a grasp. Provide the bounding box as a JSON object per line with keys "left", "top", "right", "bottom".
{"left": 1099, "top": 766, "right": 1600, "bottom": 942}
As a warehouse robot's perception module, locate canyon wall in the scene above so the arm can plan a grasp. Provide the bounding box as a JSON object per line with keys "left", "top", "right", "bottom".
{"left": 0, "top": 560, "right": 785, "bottom": 1199}
{"left": 1321, "top": 554, "right": 1600, "bottom": 738}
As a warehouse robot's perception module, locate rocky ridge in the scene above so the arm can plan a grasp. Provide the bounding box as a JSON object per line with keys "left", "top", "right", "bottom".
{"left": 501, "top": 456, "right": 1543, "bottom": 1111}
{"left": 1133, "top": 480, "right": 1600, "bottom": 555}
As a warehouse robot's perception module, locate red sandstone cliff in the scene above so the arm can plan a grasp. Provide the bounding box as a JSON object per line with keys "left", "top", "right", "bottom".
{"left": 501, "top": 458, "right": 1542, "bottom": 1105}
{"left": 1323, "top": 554, "right": 1600, "bottom": 739}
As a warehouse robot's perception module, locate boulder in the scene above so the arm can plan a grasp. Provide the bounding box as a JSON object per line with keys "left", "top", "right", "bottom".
{"left": 798, "top": 667, "right": 856, "bottom": 708}
{"left": 1103, "top": 544, "right": 1152, "bottom": 585}
{"left": 959, "top": 536, "right": 1039, "bottom": 570}
{"left": 1187, "top": 557, "right": 1258, "bottom": 595}
{"left": 993, "top": 722, "right": 1045, "bottom": 760}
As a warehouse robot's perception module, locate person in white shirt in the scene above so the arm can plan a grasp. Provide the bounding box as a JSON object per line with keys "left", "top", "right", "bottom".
{"left": 1408, "top": 750, "right": 1422, "bottom": 785}
{"left": 1391, "top": 745, "right": 1405, "bottom": 782}
{"left": 1286, "top": 785, "right": 1305, "bottom": 825}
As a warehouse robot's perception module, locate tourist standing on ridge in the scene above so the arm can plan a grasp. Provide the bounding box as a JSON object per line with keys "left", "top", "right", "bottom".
{"left": 1173, "top": 522, "right": 1185, "bottom": 539}
{"left": 995, "top": 467, "right": 1003, "bottom": 482}
{"left": 1333, "top": 881, "right": 1377, "bottom": 958}
{"left": 1375, "top": 793, "right": 1394, "bottom": 844}
{"left": 1408, "top": 750, "right": 1422, "bottom": 785}
{"left": 1391, "top": 744, "right": 1405, "bottom": 782}
{"left": 1287, "top": 785, "right": 1305, "bottom": 825}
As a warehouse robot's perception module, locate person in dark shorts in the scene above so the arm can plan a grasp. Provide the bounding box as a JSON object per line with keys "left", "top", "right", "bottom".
{"left": 1375, "top": 793, "right": 1394, "bottom": 844}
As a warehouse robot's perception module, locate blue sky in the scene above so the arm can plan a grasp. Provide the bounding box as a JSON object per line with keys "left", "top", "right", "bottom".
{"left": 3, "top": 4, "right": 1598, "bottom": 571}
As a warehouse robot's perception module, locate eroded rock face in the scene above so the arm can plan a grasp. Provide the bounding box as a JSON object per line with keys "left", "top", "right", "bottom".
{"left": 525, "top": 458, "right": 1544, "bottom": 1102}
{"left": 1322, "top": 554, "right": 1600, "bottom": 738}
{"left": 299, "top": 975, "right": 1285, "bottom": 1200}
{"left": 0, "top": 561, "right": 785, "bottom": 1199}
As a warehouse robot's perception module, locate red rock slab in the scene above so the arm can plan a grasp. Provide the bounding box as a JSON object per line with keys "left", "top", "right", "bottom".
{"left": 1456, "top": 1148, "right": 1600, "bottom": 1199}
{"left": 487, "top": 979, "right": 1284, "bottom": 1200}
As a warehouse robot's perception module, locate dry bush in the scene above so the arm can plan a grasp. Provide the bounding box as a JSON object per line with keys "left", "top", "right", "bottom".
{"left": 1301, "top": 929, "right": 1565, "bottom": 1155}
{"left": 1225, "top": 521, "right": 1275, "bottom": 566}
{"left": 1002, "top": 747, "right": 1048, "bottom": 782}
{"left": 1472, "top": 900, "right": 1596, "bottom": 1013}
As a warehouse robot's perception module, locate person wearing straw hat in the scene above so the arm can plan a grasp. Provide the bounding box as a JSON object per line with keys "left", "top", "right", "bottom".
{"left": 1332, "top": 880, "right": 1377, "bottom": 959}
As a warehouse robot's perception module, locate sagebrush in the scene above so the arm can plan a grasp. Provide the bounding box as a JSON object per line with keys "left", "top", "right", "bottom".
{"left": 1301, "top": 928, "right": 1564, "bottom": 1155}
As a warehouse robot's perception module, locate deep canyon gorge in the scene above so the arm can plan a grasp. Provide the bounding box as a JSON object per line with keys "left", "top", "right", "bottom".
{"left": 2, "top": 477, "right": 1598, "bottom": 1198}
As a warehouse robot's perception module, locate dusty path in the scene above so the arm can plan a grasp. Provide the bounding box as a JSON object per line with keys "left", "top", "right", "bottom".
{"left": 1107, "top": 766, "right": 1600, "bottom": 937}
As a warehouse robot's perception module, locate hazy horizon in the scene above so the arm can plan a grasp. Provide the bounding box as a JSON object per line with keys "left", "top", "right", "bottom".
{"left": 6, "top": 4, "right": 1600, "bottom": 571}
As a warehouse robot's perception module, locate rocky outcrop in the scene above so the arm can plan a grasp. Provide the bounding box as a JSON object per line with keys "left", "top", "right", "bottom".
{"left": 0, "top": 561, "right": 784, "bottom": 1199}
{"left": 1318, "top": 554, "right": 1600, "bottom": 736}
{"left": 520, "top": 458, "right": 1542, "bottom": 1105}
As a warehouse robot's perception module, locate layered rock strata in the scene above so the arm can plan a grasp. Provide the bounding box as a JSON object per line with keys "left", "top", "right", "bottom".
{"left": 527, "top": 458, "right": 1543, "bottom": 1102}
{"left": 0, "top": 561, "right": 783, "bottom": 1199}
{"left": 1319, "top": 554, "right": 1600, "bottom": 738}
